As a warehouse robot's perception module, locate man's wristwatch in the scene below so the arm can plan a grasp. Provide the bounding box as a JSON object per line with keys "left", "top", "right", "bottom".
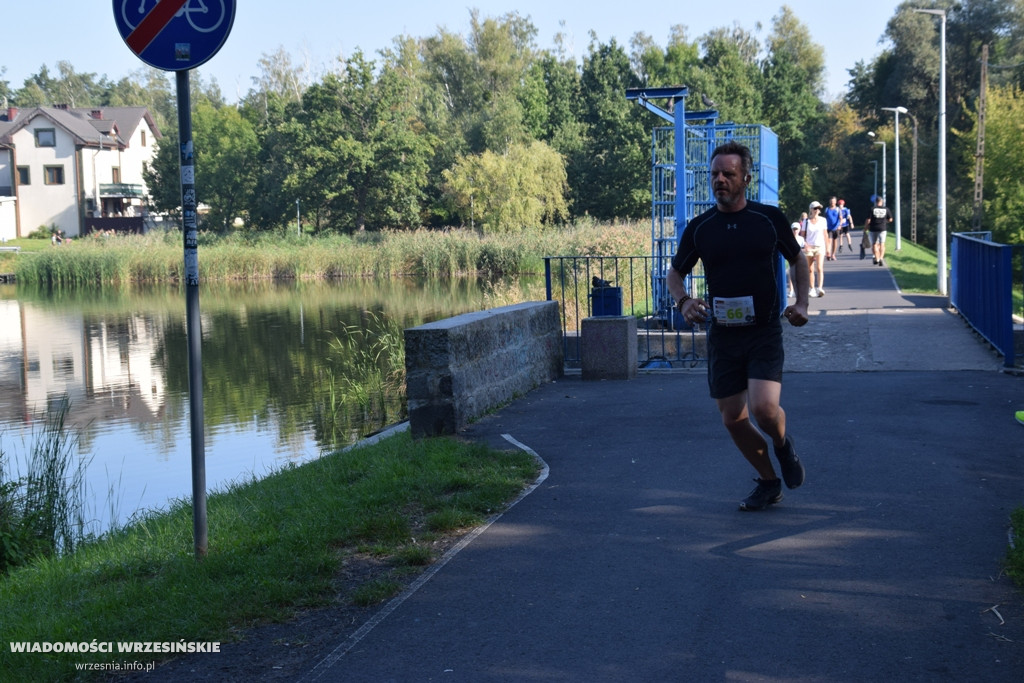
{"left": 675, "top": 294, "right": 691, "bottom": 312}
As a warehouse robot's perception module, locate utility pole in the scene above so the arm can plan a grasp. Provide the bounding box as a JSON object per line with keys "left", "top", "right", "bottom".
{"left": 972, "top": 44, "right": 988, "bottom": 230}
{"left": 909, "top": 112, "right": 919, "bottom": 243}
{"left": 914, "top": 7, "right": 948, "bottom": 295}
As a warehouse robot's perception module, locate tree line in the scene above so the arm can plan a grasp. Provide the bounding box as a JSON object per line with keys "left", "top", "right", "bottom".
{"left": 2, "top": 2, "right": 1022, "bottom": 248}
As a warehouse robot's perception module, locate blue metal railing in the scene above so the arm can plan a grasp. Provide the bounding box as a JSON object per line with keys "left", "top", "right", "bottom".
{"left": 950, "top": 232, "right": 1023, "bottom": 367}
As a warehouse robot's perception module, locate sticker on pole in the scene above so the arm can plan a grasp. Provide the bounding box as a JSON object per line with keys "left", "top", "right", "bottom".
{"left": 113, "top": 0, "right": 235, "bottom": 71}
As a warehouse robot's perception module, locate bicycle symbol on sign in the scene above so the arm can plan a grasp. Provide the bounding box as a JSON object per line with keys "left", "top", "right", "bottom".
{"left": 121, "top": 0, "right": 226, "bottom": 33}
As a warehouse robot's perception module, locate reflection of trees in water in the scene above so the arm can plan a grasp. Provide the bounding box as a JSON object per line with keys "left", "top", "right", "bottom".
{"left": 13, "top": 276, "right": 542, "bottom": 453}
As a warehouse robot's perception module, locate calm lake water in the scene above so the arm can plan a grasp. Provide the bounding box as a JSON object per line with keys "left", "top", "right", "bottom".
{"left": 0, "top": 276, "right": 542, "bottom": 534}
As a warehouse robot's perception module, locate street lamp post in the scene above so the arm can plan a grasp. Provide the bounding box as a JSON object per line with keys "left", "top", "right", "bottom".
{"left": 870, "top": 160, "right": 878, "bottom": 199}
{"left": 881, "top": 106, "right": 909, "bottom": 250}
{"left": 868, "top": 131, "right": 886, "bottom": 205}
{"left": 915, "top": 7, "right": 947, "bottom": 294}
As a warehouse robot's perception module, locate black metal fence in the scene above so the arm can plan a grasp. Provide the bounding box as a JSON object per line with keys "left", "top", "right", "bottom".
{"left": 543, "top": 255, "right": 710, "bottom": 368}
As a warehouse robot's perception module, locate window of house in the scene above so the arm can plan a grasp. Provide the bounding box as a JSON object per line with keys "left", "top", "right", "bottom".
{"left": 17, "top": 167, "right": 30, "bottom": 186}
{"left": 140, "top": 130, "right": 147, "bottom": 147}
{"left": 35, "top": 128, "right": 56, "bottom": 147}
{"left": 111, "top": 167, "right": 121, "bottom": 184}
{"left": 43, "top": 166, "right": 65, "bottom": 185}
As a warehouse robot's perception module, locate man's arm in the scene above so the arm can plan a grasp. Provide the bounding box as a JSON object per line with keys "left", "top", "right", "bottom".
{"left": 666, "top": 266, "right": 688, "bottom": 303}
{"left": 783, "top": 251, "right": 810, "bottom": 327}
{"left": 667, "top": 266, "right": 706, "bottom": 308}
{"left": 666, "top": 265, "right": 708, "bottom": 323}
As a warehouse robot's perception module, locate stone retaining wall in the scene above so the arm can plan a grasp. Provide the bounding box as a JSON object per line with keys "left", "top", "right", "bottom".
{"left": 405, "top": 301, "right": 563, "bottom": 438}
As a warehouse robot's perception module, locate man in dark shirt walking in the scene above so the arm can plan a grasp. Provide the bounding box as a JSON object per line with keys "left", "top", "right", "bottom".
{"left": 865, "top": 195, "right": 894, "bottom": 266}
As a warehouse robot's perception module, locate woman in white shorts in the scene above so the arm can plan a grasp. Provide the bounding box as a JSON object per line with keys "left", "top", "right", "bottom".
{"left": 801, "top": 201, "right": 828, "bottom": 297}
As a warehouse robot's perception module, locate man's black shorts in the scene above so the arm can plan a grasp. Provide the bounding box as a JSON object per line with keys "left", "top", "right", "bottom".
{"left": 707, "top": 320, "right": 784, "bottom": 399}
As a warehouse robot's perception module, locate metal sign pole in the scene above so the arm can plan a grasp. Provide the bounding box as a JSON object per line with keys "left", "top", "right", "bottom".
{"left": 176, "top": 69, "right": 207, "bottom": 559}
{"left": 114, "top": 0, "right": 234, "bottom": 563}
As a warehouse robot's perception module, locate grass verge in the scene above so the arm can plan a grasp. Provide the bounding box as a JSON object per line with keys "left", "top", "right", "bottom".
{"left": 882, "top": 237, "right": 942, "bottom": 294}
{"left": 0, "top": 430, "right": 539, "bottom": 681}
{"left": 1008, "top": 508, "right": 1024, "bottom": 587}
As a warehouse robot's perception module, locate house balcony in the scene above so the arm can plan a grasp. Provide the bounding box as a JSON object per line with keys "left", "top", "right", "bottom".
{"left": 99, "top": 183, "right": 145, "bottom": 198}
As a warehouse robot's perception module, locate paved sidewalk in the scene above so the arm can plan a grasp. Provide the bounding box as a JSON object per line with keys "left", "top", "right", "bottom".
{"left": 302, "top": 250, "right": 1024, "bottom": 682}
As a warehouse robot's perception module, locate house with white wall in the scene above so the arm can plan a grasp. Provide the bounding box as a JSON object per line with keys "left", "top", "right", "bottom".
{"left": 0, "top": 105, "right": 161, "bottom": 238}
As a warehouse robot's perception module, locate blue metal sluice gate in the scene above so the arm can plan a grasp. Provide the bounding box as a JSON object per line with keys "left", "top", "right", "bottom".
{"left": 626, "top": 86, "right": 779, "bottom": 328}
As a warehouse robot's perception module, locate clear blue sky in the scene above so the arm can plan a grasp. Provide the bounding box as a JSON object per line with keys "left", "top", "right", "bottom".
{"left": 3, "top": 1, "right": 903, "bottom": 104}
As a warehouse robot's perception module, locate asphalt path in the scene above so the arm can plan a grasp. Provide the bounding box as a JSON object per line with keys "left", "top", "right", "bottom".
{"left": 301, "top": 246, "right": 1024, "bottom": 682}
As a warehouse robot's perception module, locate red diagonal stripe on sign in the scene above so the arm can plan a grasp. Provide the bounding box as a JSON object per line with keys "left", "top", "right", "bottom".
{"left": 126, "top": 0, "right": 190, "bottom": 55}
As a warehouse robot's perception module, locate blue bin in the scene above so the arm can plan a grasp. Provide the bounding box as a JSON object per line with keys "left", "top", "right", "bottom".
{"left": 590, "top": 287, "right": 623, "bottom": 316}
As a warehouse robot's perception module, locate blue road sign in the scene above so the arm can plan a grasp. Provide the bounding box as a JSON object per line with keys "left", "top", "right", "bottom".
{"left": 113, "top": 0, "right": 235, "bottom": 71}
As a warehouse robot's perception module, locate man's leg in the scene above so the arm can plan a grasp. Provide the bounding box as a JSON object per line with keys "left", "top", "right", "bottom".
{"left": 716, "top": 390, "right": 778, "bottom": 481}
{"left": 749, "top": 378, "right": 805, "bottom": 489}
{"left": 747, "top": 378, "right": 785, "bottom": 446}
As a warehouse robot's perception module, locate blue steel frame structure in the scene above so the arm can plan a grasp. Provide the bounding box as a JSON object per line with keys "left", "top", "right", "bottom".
{"left": 625, "top": 87, "right": 780, "bottom": 326}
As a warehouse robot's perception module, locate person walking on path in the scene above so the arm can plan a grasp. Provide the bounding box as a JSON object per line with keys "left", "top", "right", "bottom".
{"left": 802, "top": 201, "right": 828, "bottom": 297}
{"left": 837, "top": 198, "right": 855, "bottom": 253}
{"left": 865, "top": 195, "right": 893, "bottom": 266}
{"left": 667, "top": 141, "right": 809, "bottom": 511}
{"left": 824, "top": 196, "right": 842, "bottom": 260}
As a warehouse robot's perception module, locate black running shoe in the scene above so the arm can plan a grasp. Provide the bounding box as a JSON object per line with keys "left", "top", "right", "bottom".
{"left": 774, "top": 436, "right": 805, "bottom": 489}
{"left": 740, "top": 478, "right": 783, "bottom": 511}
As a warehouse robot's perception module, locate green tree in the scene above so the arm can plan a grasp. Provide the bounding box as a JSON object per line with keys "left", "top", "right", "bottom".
{"left": 102, "top": 68, "right": 176, "bottom": 132}
{"left": 630, "top": 25, "right": 703, "bottom": 89}
{"left": 761, "top": 6, "right": 828, "bottom": 214}
{"left": 967, "top": 84, "right": 1024, "bottom": 244}
{"left": 12, "top": 61, "right": 110, "bottom": 108}
{"left": 470, "top": 10, "right": 539, "bottom": 150}
{"left": 698, "top": 24, "right": 764, "bottom": 124}
{"left": 283, "top": 50, "right": 434, "bottom": 233}
{"left": 143, "top": 102, "right": 258, "bottom": 231}
{"left": 143, "top": 126, "right": 181, "bottom": 220}
{"left": 191, "top": 102, "right": 259, "bottom": 231}
{"left": 442, "top": 140, "right": 568, "bottom": 233}
{"left": 532, "top": 52, "right": 583, "bottom": 153}
{"left": 570, "top": 37, "right": 648, "bottom": 219}
{"left": 244, "top": 46, "right": 309, "bottom": 125}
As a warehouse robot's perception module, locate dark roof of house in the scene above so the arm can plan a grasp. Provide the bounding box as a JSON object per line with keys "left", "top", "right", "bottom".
{"left": 0, "top": 106, "right": 161, "bottom": 148}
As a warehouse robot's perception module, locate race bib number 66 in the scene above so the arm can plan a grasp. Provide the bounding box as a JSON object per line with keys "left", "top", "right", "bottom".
{"left": 713, "top": 296, "right": 756, "bottom": 326}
